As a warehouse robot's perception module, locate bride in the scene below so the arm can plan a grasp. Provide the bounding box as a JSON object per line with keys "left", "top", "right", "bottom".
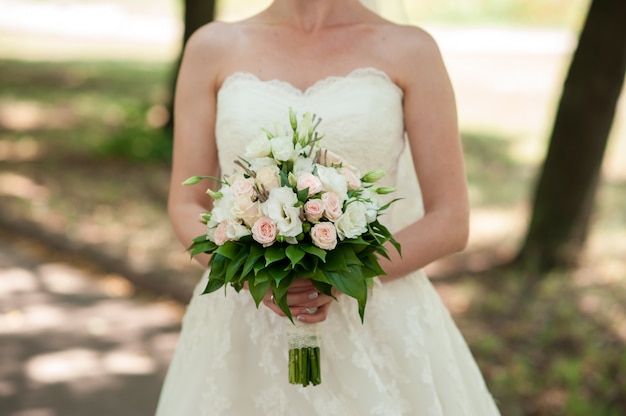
{"left": 157, "top": 0, "right": 501, "bottom": 414}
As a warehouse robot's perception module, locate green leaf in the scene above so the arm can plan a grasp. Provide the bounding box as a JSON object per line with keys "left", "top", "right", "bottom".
{"left": 208, "top": 254, "right": 228, "bottom": 278}
{"left": 242, "top": 244, "right": 264, "bottom": 277}
{"left": 192, "top": 234, "right": 211, "bottom": 243}
{"left": 301, "top": 244, "right": 327, "bottom": 262}
{"left": 285, "top": 245, "right": 306, "bottom": 268}
{"left": 326, "top": 267, "right": 368, "bottom": 322}
{"left": 202, "top": 273, "right": 225, "bottom": 294}
{"left": 225, "top": 245, "right": 249, "bottom": 282}
{"left": 296, "top": 187, "right": 309, "bottom": 203}
{"left": 325, "top": 249, "right": 348, "bottom": 271}
{"left": 267, "top": 262, "right": 292, "bottom": 283}
{"left": 189, "top": 241, "right": 215, "bottom": 257}
{"left": 309, "top": 267, "right": 331, "bottom": 284}
{"left": 339, "top": 245, "right": 364, "bottom": 267}
{"left": 254, "top": 268, "right": 272, "bottom": 283}
{"left": 389, "top": 236, "right": 401, "bottom": 257}
{"left": 265, "top": 245, "right": 287, "bottom": 266}
{"left": 214, "top": 241, "right": 240, "bottom": 260}
{"left": 254, "top": 258, "right": 267, "bottom": 275}
{"left": 364, "top": 253, "right": 386, "bottom": 276}
{"left": 311, "top": 280, "right": 334, "bottom": 298}
{"left": 248, "top": 279, "right": 272, "bottom": 308}
{"left": 273, "top": 275, "right": 295, "bottom": 321}
{"left": 378, "top": 197, "right": 403, "bottom": 211}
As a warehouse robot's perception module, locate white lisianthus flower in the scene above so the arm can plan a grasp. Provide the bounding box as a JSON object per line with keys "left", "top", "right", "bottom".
{"left": 205, "top": 219, "right": 219, "bottom": 242}
{"left": 225, "top": 219, "right": 251, "bottom": 240}
{"left": 263, "top": 187, "right": 303, "bottom": 238}
{"left": 296, "top": 112, "right": 313, "bottom": 143}
{"left": 250, "top": 157, "right": 278, "bottom": 172}
{"left": 359, "top": 188, "right": 380, "bottom": 223}
{"left": 209, "top": 185, "right": 236, "bottom": 223}
{"left": 293, "top": 156, "right": 314, "bottom": 176}
{"left": 270, "top": 135, "right": 295, "bottom": 161}
{"left": 316, "top": 165, "right": 348, "bottom": 201}
{"left": 244, "top": 131, "right": 272, "bottom": 158}
{"left": 335, "top": 201, "right": 368, "bottom": 240}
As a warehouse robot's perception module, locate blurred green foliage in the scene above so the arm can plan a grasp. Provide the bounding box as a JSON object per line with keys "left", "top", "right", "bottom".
{"left": 0, "top": 59, "right": 173, "bottom": 162}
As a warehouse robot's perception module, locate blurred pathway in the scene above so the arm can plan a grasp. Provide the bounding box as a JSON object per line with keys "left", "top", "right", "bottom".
{"left": 0, "top": 237, "right": 182, "bottom": 416}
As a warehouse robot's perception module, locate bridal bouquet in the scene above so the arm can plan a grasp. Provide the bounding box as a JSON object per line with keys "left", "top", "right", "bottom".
{"left": 184, "top": 109, "right": 400, "bottom": 386}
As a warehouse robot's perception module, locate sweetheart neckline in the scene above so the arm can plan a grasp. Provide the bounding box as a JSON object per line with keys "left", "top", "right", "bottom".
{"left": 217, "top": 67, "right": 404, "bottom": 97}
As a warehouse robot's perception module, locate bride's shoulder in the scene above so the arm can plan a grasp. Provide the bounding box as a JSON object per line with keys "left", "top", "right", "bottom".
{"left": 374, "top": 24, "right": 447, "bottom": 87}
{"left": 184, "top": 21, "right": 245, "bottom": 58}
{"left": 380, "top": 24, "right": 443, "bottom": 59}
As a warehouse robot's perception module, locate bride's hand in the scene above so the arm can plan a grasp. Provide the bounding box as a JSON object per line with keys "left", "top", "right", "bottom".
{"left": 262, "top": 279, "right": 336, "bottom": 324}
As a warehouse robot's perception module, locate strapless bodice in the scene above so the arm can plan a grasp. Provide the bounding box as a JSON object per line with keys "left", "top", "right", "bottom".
{"left": 215, "top": 67, "right": 405, "bottom": 188}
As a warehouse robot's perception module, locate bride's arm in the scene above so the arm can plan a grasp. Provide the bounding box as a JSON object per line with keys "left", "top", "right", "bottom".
{"left": 168, "top": 24, "right": 230, "bottom": 267}
{"left": 379, "top": 27, "right": 469, "bottom": 283}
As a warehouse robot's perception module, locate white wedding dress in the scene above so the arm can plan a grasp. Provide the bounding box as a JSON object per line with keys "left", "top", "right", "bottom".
{"left": 156, "top": 67, "right": 500, "bottom": 416}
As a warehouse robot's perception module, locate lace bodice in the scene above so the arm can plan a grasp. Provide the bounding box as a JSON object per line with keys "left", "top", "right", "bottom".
{"left": 215, "top": 67, "right": 405, "bottom": 188}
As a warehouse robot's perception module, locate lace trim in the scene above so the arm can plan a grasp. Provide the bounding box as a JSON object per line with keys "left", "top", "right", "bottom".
{"left": 218, "top": 67, "right": 404, "bottom": 97}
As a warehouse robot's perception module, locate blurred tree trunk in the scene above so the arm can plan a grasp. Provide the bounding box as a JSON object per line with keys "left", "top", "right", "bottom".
{"left": 516, "top": 0, "right": 626, "bottom": 271}
{"left": 165, "top": 0, "right": 217, "bottom": 132}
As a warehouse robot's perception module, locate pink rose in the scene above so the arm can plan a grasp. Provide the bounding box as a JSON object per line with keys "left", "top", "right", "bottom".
{"left": 321, "top": 192, "right": 343, "bottom": 221}
{"left": 338, "top": 167, "right": 362, "bottom": 191}
{"left": 310, "top": 222, "right": 338, "bottom": 250}
{"left": 251, "top": 216, "right": 277, "bottom": 247}
{"left": 297, "top": 172, "right": 323, "bottom": 197}
{"left": 304, "top": 199, "right": 325, "bottom": 223}
{"left": 213, "top": 220, "right": 229, "bottom": 246}
{"left": 231, "top": 177, "right": 257, "bottom": 198}
{"left": 232, "top": 196, "right": 262, "bottom": 227}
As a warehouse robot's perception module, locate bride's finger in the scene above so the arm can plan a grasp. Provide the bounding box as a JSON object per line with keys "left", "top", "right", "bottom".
{"left": 295, "top": 302, "right": 331, "bottom": 324}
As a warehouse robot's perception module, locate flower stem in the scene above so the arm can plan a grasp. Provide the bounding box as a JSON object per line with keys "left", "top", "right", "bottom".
{"left": 288, "top": 347, "right": 321, "bottom": 387}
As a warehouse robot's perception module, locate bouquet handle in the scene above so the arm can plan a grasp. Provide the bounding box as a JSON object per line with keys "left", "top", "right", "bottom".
{"left": 285, "top": 320, "right": 322, "bottom": 386}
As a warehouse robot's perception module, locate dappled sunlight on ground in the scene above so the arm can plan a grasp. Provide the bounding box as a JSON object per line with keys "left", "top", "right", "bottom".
{"left": 0, "top": 240, "right": 183, "bottom": 415}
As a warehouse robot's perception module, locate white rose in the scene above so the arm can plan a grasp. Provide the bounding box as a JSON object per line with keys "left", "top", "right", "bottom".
{"left": 231, "top": 196, "right": 262, "bottom": 227}
{"left": 255, "top": 165, "right": 281, "bottom": 192}
{"left": 244, "top": 131, "right": 272, "bottom": 158}
{"left": 335, "top": 201, "right": 368, "bottom": 240}
{"left": 316, "top": 165, "right": 348, "bottom": 200}
{"left": 263, "top": 187, "right": 303, "bottom": 238}
{"left": 271, "top": 135, "right": 295, "bottom": 162}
